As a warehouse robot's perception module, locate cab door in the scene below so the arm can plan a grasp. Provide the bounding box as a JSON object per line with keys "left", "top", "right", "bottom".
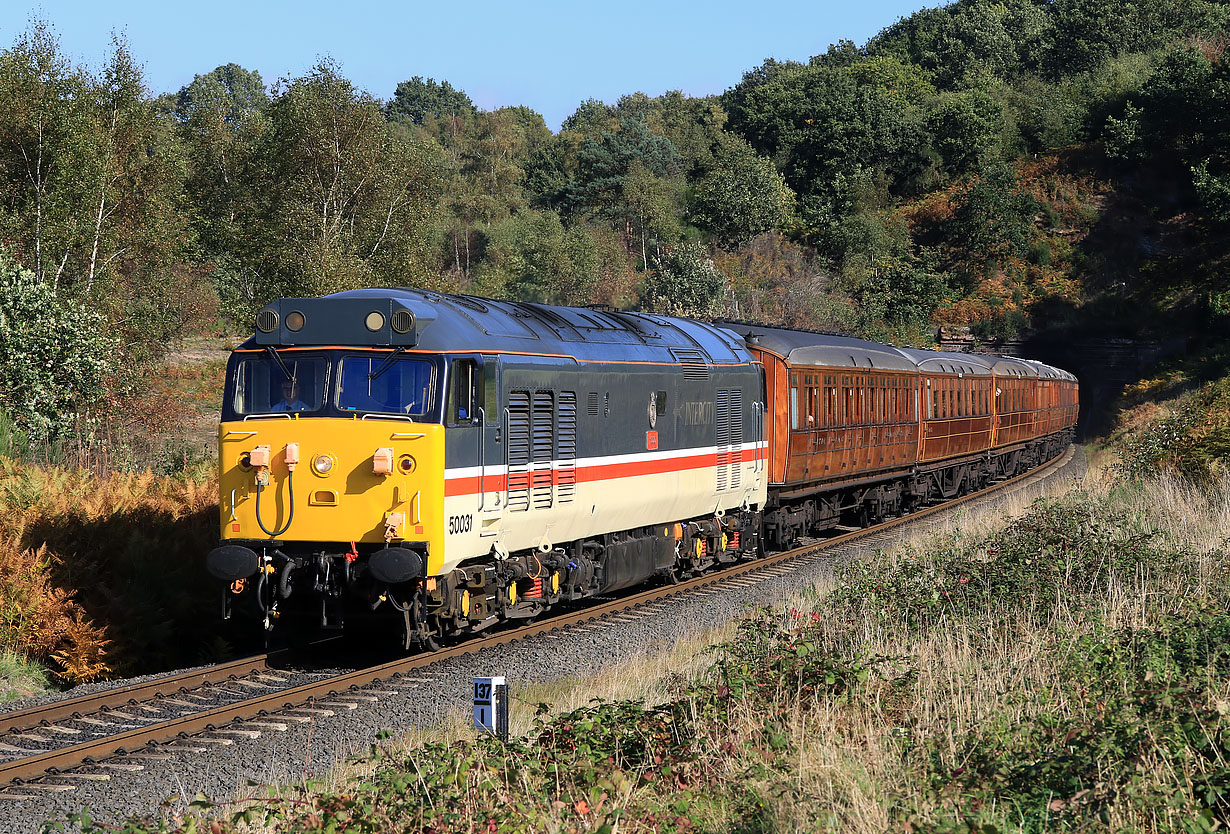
{"left": 446, "top": 356, "right": 503, "bottom": 551}
{"left": 477, "top": 355, "right": 503, "bottom": 539}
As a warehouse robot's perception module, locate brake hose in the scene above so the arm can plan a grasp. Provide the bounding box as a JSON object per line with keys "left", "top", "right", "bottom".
{"left": 255, "top": 470, "right": 295, "bottom": 537}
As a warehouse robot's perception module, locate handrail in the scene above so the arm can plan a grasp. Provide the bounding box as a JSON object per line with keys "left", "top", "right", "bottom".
{"left": 476, "top": 407, "right": 487, "bottom": 511}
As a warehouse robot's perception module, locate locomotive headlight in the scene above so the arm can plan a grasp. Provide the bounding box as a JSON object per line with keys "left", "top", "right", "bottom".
{"left": 285, "top": 310, "right": 305, "bottom": 332}
{"left": 312, "top": 453, "right": 335, "bottom": 476}
{"left": 365, "top": 311, "right": 385, "bottom": 331}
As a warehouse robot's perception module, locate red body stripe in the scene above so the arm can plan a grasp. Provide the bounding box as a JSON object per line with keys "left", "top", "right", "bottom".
{"left": 443, "top": 448, "right": 767, "bottom": 498}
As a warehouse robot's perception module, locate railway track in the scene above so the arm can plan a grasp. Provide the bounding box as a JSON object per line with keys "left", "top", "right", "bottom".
{"left": 0, "top": 445, "right": 1075, "bottom": 796}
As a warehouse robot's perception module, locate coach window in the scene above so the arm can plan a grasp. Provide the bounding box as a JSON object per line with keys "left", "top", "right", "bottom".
{"left": 790, "top": 380, "right": 799, "bottom": 430}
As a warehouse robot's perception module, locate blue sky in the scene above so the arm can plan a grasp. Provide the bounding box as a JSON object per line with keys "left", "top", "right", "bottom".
{"left": 5, "top": 1, "right": 933, "bottom": 130}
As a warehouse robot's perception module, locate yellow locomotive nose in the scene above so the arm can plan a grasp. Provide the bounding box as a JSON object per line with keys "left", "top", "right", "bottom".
{"left": 217, "top": 419, "right": 446, "bottom": 576}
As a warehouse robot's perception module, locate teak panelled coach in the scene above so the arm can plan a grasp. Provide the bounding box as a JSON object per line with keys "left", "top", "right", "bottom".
{"left": 206, "top": 290, "right": 1078, "bottom": 649}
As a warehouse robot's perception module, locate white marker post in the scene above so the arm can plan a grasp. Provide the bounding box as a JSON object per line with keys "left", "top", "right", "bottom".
{"left": 473, "top": 676, "right": 508, "bottom": 739}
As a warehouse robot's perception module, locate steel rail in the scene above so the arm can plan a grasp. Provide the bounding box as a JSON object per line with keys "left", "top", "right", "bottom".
{"left": 1, "top": 654, "right": 276, "bottom": 737}
{"left": 0, "top": 445, "right": 1074, "bottom": 788}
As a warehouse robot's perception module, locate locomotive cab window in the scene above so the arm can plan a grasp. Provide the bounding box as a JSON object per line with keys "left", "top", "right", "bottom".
{"left": 338, "top": 355, "right": 436, "bottom": 418}
{"left": 448, "top": 359, "right": 483, "bottom": 425}
{"left": 233, "top": 355, "right": 327, "bottom": 415}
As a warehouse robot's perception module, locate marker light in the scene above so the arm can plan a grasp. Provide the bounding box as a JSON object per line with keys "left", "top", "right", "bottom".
{"left": 365, "top": 311, "right": 385, "bottom": 331}
{"left": 285, "top": 311, "right": 305, "bottom": 331}
{"left": 312, "top": 454, "right": 334, "bottom": 475}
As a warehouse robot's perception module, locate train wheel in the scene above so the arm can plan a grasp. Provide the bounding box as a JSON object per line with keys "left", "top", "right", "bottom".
{"left": 413, "top": 628, "right": 441, "bottom": 652}
{"left": 399, "top": 587, "right": 442, "bottom": 652}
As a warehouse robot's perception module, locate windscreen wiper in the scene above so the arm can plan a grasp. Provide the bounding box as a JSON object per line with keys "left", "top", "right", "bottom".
{"left": 369, "top": 347, "right": 407, "bottom": 381}
{"left": 265, "top": 345, "right": 293, "bottom": 380}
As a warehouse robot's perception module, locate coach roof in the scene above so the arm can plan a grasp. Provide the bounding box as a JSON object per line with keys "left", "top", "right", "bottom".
{"left": 894, "top": 347, "right": 995, "bottom": 377}
{"left": 715, "top": 322, "right": 919, "bottom": 372}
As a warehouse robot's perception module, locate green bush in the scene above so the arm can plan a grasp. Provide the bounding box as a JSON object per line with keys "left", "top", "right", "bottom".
{"left": 0, "top": 252, "right": 118, "bottom": 444}
{"left": 643, "top": 243, "right": 729, "bottom": 316}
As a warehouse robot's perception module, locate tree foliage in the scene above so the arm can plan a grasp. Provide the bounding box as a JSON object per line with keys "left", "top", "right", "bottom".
{"left": 690, "top": 134, "right": 794, "bottom": 246}
{"left": 644, "top": 243, "right": 729, "bottom": 317}
{"left": 0, "top": 0, "right": 1228, "bottom": 411}
{"left": 232, "top": 61, "right": 448, "bottom": 308}
{"left": 385, "top": 76, "right": 476, "bottom": 127}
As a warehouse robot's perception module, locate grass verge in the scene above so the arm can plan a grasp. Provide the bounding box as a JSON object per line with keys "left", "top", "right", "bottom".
{"left": 0, "top": 649, "right": 52, "bottom": 704}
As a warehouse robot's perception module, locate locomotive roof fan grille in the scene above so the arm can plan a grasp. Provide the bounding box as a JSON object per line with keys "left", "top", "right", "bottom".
{"left": 255, "top": 309, "right": 279, "bottom": 333}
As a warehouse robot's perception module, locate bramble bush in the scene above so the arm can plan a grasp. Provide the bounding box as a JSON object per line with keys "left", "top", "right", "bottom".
{"left": 1114, "top": 375, "right": 1230, "bottom": 481}
{"left": 909, "top": 610, "right": 1230, "bottom": 831}
{"left": 826, "top": 492, "right": 1188, "bottom": 631}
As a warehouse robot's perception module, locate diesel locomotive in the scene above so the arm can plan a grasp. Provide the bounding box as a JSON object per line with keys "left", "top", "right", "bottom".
{"left": 206, "top": 289, "right": 1077, "bottom": 649}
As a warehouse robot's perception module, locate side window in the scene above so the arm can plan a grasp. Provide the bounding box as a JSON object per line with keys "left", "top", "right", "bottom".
{"left": 790, "top": 385, "right": 799, "bottom": 430}
{"left": 483, "top": 355, "right": 499, "bottom": 424}
{"left": 449, "top": 359, "right": 481, "bottom": 425}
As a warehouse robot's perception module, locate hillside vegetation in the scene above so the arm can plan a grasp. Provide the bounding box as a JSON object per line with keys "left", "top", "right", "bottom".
{"left": 0, "top": 0, "right": 1227, "bottom": 459}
